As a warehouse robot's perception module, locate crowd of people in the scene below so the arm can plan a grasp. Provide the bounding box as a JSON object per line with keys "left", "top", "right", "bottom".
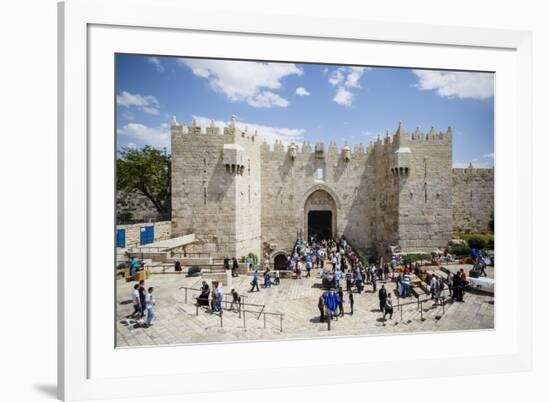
{"left": 125, "top": 235, "right": 477, "bottom": 330}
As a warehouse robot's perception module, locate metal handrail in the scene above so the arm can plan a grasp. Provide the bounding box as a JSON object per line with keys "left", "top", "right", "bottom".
{"left": 178, "top": 286, "right": 284, "bottom": 332}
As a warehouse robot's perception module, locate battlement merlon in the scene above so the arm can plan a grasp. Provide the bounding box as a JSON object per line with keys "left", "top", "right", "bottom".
{"left": 171, "top": 118, "right": 452, "bottom": 154}
{"left": 170, "top": 117, "right": 260, "bottom": 144}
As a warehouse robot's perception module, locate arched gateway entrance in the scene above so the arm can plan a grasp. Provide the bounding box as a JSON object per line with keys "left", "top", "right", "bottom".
{"left": 304, "top": 189, "right": 338, "bottom": 241}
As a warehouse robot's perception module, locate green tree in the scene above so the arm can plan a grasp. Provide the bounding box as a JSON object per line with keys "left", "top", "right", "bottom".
{"left": 117, "top": 146, "right": 171, "bottom": 220}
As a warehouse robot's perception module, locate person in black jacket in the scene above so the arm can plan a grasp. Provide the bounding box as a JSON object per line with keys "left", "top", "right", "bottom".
{"left": 231, "top": 257, "right": 239, "bottom": 277}
{"left": 224, "top": 256, "right": 230, "bottom": 271}
{"left": 378, "top": 285, "right": 387, "bottom": 312}
{"left": 318, "top": 294, "right": 325, "bottom": 322}
{"left": 453, "top": 272, "right": 463, "bottom": 302}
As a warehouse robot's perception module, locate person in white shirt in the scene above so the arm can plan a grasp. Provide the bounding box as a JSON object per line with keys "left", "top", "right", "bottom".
{"left": 144, "top": 287, "right": 156, "bottom": 327}
{"left": 131, "top": 284, "right": 141, "bottom": 318}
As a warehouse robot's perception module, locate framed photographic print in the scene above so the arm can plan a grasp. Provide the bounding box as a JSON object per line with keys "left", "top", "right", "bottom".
{"left": 58, "top": 0, "right": 533, "bottom": 400}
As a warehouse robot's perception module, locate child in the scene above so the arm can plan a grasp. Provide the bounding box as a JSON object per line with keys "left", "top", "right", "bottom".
{"left": 143, "top": 287, "right": 155, "bottom": 328}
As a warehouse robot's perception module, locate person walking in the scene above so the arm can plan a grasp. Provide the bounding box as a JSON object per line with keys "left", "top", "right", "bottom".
{"left": 378, "top": 285, "right": 387, "bottom": 312}
{"left": 138, "top": 280, "right": 147, "bottom": 319}
{"left": 131, "top": 284, "right": 141, "bottom": 319}
{"left": 143, "top": 287, "right": 156, "bottom": 328}
{"left": 383, "top": 294, "right": 393, "bottom": 320}
{"left": 318, "top": 294, "right": 326, "bottom": 322}
{"left": 264, "top": 268, "right": 272, "bottom": 288}
{"left": 345, "top": 269, "right": 353, "bottom": 292}
{"left": 229, "top": 289, "right": 241, "bottom": 312}
{"left": 250, "top": 270, "right": 260, "bottom": 292}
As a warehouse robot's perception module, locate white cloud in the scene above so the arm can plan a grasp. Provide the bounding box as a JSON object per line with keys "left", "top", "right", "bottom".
{"left": 116, "top": 91, "right": 161, "bottom": 115}
{"left": 248, "top": 91, "right": 289, "bottom": 108}
{"left": 413, "top": 70, "right": 494, "bottom": 99}
{"left": 147, "top": 57, "right": 165, "bottom": 73}
{"left": 295, "top": 87, "right": 310, "bottom": 96}
{"left": 142, "top": 107, "right": 160, "bottom": 116}
{"left": 333, "top": 87, "right": 353, "bottom": 107}
{"left": 117, "top": 122, "right": 170, "bottom": 150}
{"left": 327, "top": 66, "right": 367, "bottom": 106}
{"left": 178, "top": 59, "right": 302, "bottom": 108}
{"left": 192, "top": 115, "right": 304, "bottom": 146}
{"left": 345, "top": 67, "right": 366, "bottom": 88}
{"left": 328, "top": 69, "right": 344, "bottom": 86}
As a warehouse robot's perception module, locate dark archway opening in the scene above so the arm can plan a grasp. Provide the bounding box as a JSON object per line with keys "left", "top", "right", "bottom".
{"left": 273, "top": 254, "right": 288, "bottom": 270}
{"left": 308, "top": 211, "right": 332, "bottom": 241}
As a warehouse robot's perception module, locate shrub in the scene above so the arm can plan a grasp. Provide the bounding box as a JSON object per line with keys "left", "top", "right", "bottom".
{"left": 466, "top": 235, "right": 487, "bottom": 250}
{"left": 450, "top": 244, "right": 471, "bottom": 256}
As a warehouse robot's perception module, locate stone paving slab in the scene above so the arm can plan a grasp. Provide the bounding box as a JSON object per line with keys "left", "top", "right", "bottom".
{"left": 116, "top": 270, "right": 494, "bottom": 347}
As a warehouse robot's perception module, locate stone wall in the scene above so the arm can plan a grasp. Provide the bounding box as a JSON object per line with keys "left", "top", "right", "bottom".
{"left": 171, "top": 119, "right": 262, "bottom": 261}
{"left": 395, "top": 126, "right": 454, "bottom": 254}
{"left": 260, "top": 139, "right": 372, "bottom": 257}
{"left": 116, "top": 221, "right": 171, "bottom": 249}
{"left": 452, "top": 166, "right": 494, "bottom": 233}
{"left": 169, "top": 118, "right": 493, "bottom": 261}
{"left": 117, "top": 190, "right": 162, "bottom": 223}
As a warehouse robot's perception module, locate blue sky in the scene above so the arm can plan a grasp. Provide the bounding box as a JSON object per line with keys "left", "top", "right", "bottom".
{"left": 116, "top": 54, "right": 494, "bottom": 168}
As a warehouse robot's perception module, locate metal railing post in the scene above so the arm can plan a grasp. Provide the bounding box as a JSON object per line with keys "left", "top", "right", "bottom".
{"left": 185, "top": 287, "right": 188, "bottom": 304}
{"left": 220, "top": 313, "right": 223, "bottom": 328}
{"left": 196, "top": 303, "right": 199, "bottom": 316}
{"left": 243, "top": 309, "right": 246, "bottom": 329}
{"left": 280, "top": 315, "right": 283, "bottom": 332}
{"left": 420, "top": 300, "right": 424, "bottom": 320}
{"left": 327, "top": 308, "right": 331, "bottom": 331}
{"left": 264, "top": 313, "right": 267, "bottom": 329}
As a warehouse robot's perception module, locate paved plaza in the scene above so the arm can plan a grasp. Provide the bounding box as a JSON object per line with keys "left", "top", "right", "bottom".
{"left": 116, "top": 264, "right": 494, "bottom": 347}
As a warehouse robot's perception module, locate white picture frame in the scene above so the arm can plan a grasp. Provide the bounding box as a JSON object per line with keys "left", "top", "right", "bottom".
{"left": 58, "top": 0, "right": 533, "bottom": 400}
